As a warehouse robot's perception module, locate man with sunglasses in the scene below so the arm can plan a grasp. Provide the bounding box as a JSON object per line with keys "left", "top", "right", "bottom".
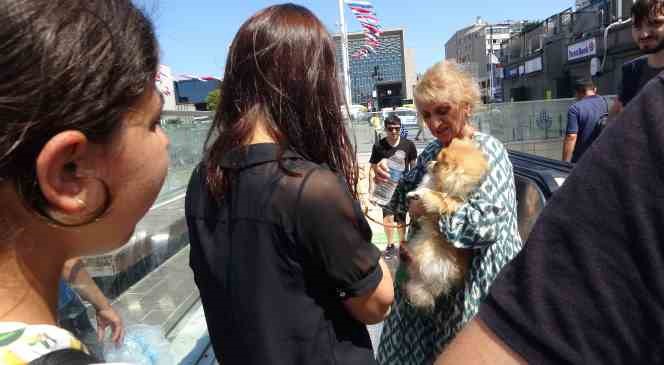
{"left": 369, "top": 115, "right": 418, "bottom": 259}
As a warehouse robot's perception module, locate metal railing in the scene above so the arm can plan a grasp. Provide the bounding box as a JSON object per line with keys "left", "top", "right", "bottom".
{"left": 157, "top": 110, "right": 214, "bottom": 203}
{"left": 160, "top": 110, "right": 214, "bottom": 125}
{"left": 91, "top": 96, "right": 612, "bottom": 297}
{"left": 344, "top": 97, "right": 617, "bottom": 161}
{"left": 78, "top": 98, "right": 605, "bottom": 363}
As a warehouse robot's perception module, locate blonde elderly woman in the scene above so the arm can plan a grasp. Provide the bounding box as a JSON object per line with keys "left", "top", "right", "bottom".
{"left": 375, "top": 61, "right": 523, "bottom": 364}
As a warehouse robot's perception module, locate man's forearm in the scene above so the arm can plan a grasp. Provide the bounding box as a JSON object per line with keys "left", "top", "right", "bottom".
{"left": 435, "top": 318, "right": 526, "bottom": 365}
{"left": 63, "top": 258, "right": 111, "bottom": 310}
{"left": 562, "top": 135, "right": 577, "bottom": 162}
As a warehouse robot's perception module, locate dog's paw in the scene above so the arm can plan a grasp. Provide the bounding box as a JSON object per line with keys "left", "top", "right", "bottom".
{"left": 419, "top": 189, "right": 449, "bottom": 214}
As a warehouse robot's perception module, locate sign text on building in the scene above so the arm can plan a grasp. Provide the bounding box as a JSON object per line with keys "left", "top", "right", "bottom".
{"left": 524, "top": 57, "right": 543, "bottom": 74}
{"left": 506, "top": 67, "right": 519, "bottom": 78}
{"left": 568, "top": 38, "right": 596, "bottom": 61}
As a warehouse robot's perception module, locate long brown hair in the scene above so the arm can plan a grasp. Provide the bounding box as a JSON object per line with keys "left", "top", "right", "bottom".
{"left": 204, "top": 3, "right": 357, "bottom": 199}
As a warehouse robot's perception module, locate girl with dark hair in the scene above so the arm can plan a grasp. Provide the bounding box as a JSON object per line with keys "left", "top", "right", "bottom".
{"left": 0, "top": 0, "right": 168, "bottom": 363}
{"left": 185, "top": 3, "right": 394, "bottom": 365}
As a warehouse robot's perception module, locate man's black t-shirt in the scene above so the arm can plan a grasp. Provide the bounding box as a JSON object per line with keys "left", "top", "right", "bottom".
{"left": 186, "top": 144, "right": 382, "bottom": 365}
{"left": 369, "top": 137, "right": 417, "bottom": 168}
{"left": 479, "top": 73, "right": 664, "bottom": 364}
{"left": 618, "top": 56, "right": 664, "bottom": 106}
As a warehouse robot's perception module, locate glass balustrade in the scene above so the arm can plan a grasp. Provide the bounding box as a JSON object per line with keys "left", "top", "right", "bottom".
{"left": 472, "top": 96, "right": 616, "bottom": 161}
{"left": 80, "top": 115, "right": 213, "bottom": 344}
{"left": 345, "top": 96, "right": 616, "bottom": 162}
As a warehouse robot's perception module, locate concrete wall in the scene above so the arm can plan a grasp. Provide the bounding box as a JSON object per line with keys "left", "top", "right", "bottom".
{"left": 404, "top": 48, "right": 417, "bottom": 100}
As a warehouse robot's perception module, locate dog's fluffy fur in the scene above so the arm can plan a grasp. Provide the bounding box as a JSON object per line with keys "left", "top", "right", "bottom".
{"left": 405, "top": 138, "right": 489, "bottom": 310}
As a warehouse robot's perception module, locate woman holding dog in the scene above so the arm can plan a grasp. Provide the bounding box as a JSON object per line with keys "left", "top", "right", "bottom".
{"left": 375, "top": 61, "right": 523, "bottom": 364}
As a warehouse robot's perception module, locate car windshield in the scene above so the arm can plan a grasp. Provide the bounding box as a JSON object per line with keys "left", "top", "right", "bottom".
{"left": 396, "top": 110, "right": 416, "bottom": 117}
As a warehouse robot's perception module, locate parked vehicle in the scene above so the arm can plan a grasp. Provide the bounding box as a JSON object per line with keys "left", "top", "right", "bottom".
{"left": 383, "top": 108, "right": 417, "bottom": 126}
{"left": 349, "top": 104, "right": 368, "bottom": 121}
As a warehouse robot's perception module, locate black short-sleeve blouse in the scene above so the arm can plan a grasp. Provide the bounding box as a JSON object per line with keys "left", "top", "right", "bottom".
{"left": 186, "top": 143, "right": 381, "bottom": 365}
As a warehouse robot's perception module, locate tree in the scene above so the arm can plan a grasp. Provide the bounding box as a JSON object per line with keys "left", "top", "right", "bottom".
{"left": 206, "top": 89, "right": 221, "bottom": 111}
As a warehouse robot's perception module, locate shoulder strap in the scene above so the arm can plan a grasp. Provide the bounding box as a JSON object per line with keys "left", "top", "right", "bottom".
{"left": 601, "top": 96, "right": 609, "bottom": 114}
{"left": 589, "top": 97, "right": 609, "bottom": 142}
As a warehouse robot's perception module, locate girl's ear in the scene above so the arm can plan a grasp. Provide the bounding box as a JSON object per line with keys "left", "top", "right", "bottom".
{"left": 36, "top": 131, "right": 108, "bottom": 225}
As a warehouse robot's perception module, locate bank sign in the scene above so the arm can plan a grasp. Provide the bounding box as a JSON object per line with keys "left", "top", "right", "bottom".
{"left": 568, "top": 38, "right": 596, "bottom": 61}
{"left": 505, "top": 67, "right": 519, "bottom": 78}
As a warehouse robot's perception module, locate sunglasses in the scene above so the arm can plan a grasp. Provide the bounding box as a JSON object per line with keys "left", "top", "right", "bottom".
{"left": 386, "top": 126, "right": 401, "bottom": 132}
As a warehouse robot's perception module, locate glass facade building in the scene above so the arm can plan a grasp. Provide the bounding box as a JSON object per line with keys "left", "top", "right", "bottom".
{"left": 174, "top": 79, "right": 221, "bottom": 105}
{"left": 334, "top": 29, "right": 406, "bottom": 106}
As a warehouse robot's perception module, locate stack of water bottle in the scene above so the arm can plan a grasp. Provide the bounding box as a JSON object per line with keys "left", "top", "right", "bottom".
{"left": 104, "top": 324, "right": 174, "bottom": 365}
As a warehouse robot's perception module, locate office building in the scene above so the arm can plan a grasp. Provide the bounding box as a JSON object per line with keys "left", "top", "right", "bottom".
{"left": 334, "top": 28, "right": 415, "bottom": 109}
{"left": 404, "top": 48, "right": 417, "bottom": 102}
{"left": 174, "top": 79, "right": 221, "bottom": 111}
{"left": 445, "top": 17, "right": 527, "bottom": 102}
{"left": 156, "top": 65, "right": 177, "bottom": 111}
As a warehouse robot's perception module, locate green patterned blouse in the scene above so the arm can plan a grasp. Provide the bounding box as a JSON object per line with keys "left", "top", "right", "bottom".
{"left": 377, "top": 132, "right": 524, "bottom": 365}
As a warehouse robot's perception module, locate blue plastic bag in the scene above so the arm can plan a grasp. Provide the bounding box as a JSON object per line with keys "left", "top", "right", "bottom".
{"left": 104, "top": 324, "right": 174, "bottom": 365}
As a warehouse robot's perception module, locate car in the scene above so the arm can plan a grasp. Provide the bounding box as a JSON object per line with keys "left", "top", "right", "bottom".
{"left": 348, "top": 104, "right": 368, "bottom": 121}
{"left": 192, "top": 116, "right": 212, "bottom": 123}
{"left": 393, "top": 107, "right": 418, "bottom": 126}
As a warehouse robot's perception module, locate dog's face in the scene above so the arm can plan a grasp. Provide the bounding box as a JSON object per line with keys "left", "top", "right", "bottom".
{"left": 428, "top": 138, "right": 488, "bottom": 198}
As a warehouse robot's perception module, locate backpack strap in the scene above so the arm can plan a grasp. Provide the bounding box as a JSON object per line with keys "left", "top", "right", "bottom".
{"left": 601, "top": 95, "right": 609, "bottom": 114}
{"left": 589, "top": 96, "right": 610, "bottom": 142}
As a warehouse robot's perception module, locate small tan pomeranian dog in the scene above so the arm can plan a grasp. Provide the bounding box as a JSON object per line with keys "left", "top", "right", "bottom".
{"left": 405, "top": 138, "right": 488, "bottom": 310}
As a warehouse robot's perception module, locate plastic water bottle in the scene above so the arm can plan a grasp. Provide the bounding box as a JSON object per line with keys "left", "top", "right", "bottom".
{"left": 372, "top": 150, "right": 406, "bottom": 206}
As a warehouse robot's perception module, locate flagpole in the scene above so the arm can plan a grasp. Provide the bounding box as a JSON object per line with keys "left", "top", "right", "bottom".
{"left": 338, "top": 0, "right": 353, "bottom": 107}
{"left": 489, "top": 26, "right": 494, "bottom": 102}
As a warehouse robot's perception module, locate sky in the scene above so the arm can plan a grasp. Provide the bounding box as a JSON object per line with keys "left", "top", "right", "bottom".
{"left": 137, "top": 0, "right": 575, "bottom": 77}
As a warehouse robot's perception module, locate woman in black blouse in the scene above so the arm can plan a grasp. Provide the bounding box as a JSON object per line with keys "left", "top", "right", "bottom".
{"left": 185, "top": 4, "right": 394, "bottom": 365}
